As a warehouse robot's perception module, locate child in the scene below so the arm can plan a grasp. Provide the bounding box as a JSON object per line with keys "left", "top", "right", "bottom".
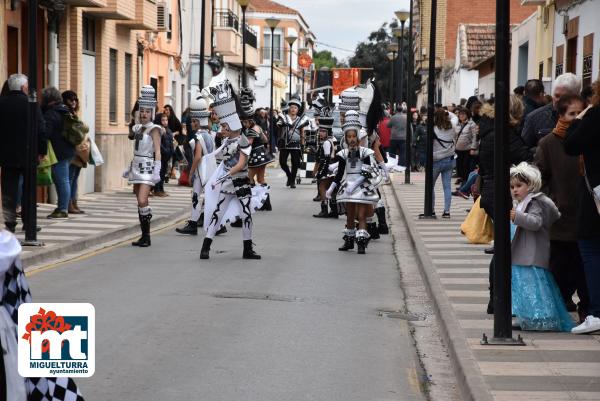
{"left": 510, "top": 162, "right": 575, "bottom": 331}
{"left": 154, "top": 114, "right": 173, "bottom": 196}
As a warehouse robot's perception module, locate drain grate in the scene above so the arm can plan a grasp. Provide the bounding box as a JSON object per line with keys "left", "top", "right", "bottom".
{"left": 212, "top": 292, "right": 303, "bottom": 303}
{"left": 378, "top": 309, "right": 424, "bottom": 321}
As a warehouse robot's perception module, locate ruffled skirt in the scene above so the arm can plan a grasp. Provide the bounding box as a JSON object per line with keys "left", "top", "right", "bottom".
{"left": 248, "top": 145, "right": 274, "bottom": 167}
{"left": 511, "top": 265, "right": 575, "bottom": 332}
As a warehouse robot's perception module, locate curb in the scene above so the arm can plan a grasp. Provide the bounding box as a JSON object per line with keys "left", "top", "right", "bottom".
{"left": 22, "top": 209, "right": 189, "bottom": 273}
{"left": 386, "top": 182, "right": 494, "bottom": 401}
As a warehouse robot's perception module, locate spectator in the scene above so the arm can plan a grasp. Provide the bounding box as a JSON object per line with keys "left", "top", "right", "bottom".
{"left": 0, "top": 74, "right": 46, "bottom": 232}
{"left": 414, "top": 112, "right": 428, "bottom": 170}
{"left": 581, "top": 85, "right": 593, "bottom": 106}
{"left": 509, "top": 162, "right": 574, "bottom": 332}
{"left": 409, "top": 110, "right": 421, "bottom": 171}
{"left": 513, "top": 85, "right": 525, "bottom": 98}
{"left": 159, "top": 105, "right": 183, "bottom": 179}
{"left": 377, "top": 112, "right": 391, "bottom": 152}
{"left": 430, "top": 109, "right": 457, "bottom": 218}
{"left": 42, "top": 87, "right": 75, "bottom": 219}
{"left": 386, "top": 108, "right": 407, "bottom": 165}
{"left": 522, "top": 79, "right": 545, "bottom": 120}
{"left": 153, "top": 114, "right": 173, "bottom": 197}
{"left": 466, "top": 96, "right": 483, "bottom": 125}
{"left": 454, "top": 107, "right": 477, "bottom": 184}
{"left": 447, "top": 103, "right": 457, "bottom": 114}
{"left": 536, "top": 94, "right": 589, "bottom": 321}
{"left": 522, "top": 73, "right": 581, "bottom": 148}
{"left": 63, "top": 90, "right": 90, "bottom": 215}
{"left": 564, "top": 77, "right": 600, "bottom": 334}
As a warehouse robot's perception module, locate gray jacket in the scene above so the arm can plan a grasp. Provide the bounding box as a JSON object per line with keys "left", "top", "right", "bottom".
{"left": 512, "top": 192, "right": 561, "bottom": 269}
{"left": 387, "top": 112, "right": 407, "bottom": 140}
{"left": 432, "top": 126, "right": 456, "bottom": 161}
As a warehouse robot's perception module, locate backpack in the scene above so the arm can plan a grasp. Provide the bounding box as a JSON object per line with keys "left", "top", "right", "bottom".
{"left": 62, "top": 113, "right": 88, "bottom": 146}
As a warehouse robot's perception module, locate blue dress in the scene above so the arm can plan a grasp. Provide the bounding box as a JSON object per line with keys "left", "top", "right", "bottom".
{"left": 510, "top": 223, "right": 575, "bottom": 332}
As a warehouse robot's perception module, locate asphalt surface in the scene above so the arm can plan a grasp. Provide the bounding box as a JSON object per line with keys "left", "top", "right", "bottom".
{"left": 28, "top": 172, "right": 427, "bottom": 401}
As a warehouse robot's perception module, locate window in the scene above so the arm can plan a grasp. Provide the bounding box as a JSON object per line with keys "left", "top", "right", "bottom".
{"left": 262, "top": 31, "right": 282, "bottom": 62}
{"left": 167, "top": 14, "right": 172, "bottom": 40}
{"left": 83, "top": 17, "right": 96, "bottom": 53}
{"left": 109, "top": 49, "right": 117, "bottom": 123}
{"left": 124, "top": 53, "right": 132, "bottom": 123}
{"left": 582, "top": 34, "right": 594, "bottom": 88}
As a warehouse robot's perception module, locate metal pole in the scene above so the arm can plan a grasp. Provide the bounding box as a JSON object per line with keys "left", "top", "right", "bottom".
{"left": 390, "top": 51, "right": 395, "bottom": 103}
{"left": 199, "top": 0, "right": 206, "bottom": 90}
{"left": 270, "top": 27, "right": 276, "bottom": 152}
{"left": 422, "top": 0, "right": 436, "bottom": 218}
{"left": 241, "top": 5, "right": 247, "bottom": 87}
{"left": 23, "top": 0, "right": 40, "bottom": 245}
{"left": 484, "top": 0, "right": 523, "bottom": 346}
{"left": 404, "top": 1, "right": 414, "bottom": 184}
{"left": 210, "top": 0, "right": 215, "bottom": 57}
{"left": 288, "top": 43, "right": 293, "bottom": 100}
{"left": 398, "top": 21, "right": 405, "bottom": 106}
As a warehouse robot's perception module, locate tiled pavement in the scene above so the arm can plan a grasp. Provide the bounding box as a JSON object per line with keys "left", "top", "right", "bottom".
{"left": 14, "top": 183, "right": 191, "bottom": 270}
{"left": 387, "top": 172, "right": 600, "bottom": 401}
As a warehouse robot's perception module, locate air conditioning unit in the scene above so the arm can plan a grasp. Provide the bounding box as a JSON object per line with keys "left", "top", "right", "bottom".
{"left": 157, "top": 2, "right": 169, "bottom": 32}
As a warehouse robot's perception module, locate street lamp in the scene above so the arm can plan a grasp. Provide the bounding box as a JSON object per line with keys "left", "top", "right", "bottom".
{"left": 386, "top": 42, "right": 398, "bottom": 104}
{"left": 299, "top": 47, "right": 309, "bottom": 102}
{"left": 238, "top": 0, "right": 251, "bottom": 87}
{"left": 392, "top": 25, "right": 407, "bottom": 107}
{"left": 266, "top": 17, "right": 280, "bottom": 152}
{"left": 397, "top": 7, "right": 413, "bottom": 184}
{"left": 285, "top": 34, "right": 297, "bottom": 100}
{"left": 199, "top": 0, "right": 207, "bottom": 90}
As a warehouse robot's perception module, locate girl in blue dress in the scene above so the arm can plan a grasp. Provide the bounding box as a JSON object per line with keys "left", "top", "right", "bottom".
{"left": 510, "top": 162, "right": 575, "bottom": 331}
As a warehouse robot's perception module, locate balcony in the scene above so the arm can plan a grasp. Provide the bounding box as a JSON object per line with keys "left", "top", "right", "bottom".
{"left": 82, "top": 0, "right": 135, "bottom": 20}
{"left": 224, "top": 45, "right": 260, "bottom": 69}
{"left": 63, "top": 0, "right": 106, "bottom": 7}
{"left": 117, "top": 0, "right": 157, "bottom": 30}
{"left": 260, "top": 46, "right": 284, "bottom": 65}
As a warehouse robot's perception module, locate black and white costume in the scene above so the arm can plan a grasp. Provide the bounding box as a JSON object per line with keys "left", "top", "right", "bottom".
{"left": 200, "top": 79, "right": 267, "bottom": 259}
{"left": 277, "top": 97, "right": 309, "bottom": 187}
{"left": 124, "top": 85, "right": 162, "bottom": 247}
{"left": 313, "top": 107, "right": 339, "bottom": 219}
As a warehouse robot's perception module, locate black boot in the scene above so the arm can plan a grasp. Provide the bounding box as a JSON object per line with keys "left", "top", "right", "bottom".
{"left": 243, "top": 240, "right": 261, "bottom": 259}
{"left": 132, "top": 213, "right": 152, "bottom": 247}
{"left": 261, "top": 194, "right": 272, "bottom": 211}
{"left": 356, "top": 229, "right": 370, "bottom": 255}
{"left": 216, "top": 226, "right": 227, "bottom": 235}
{"left": 367, "top": 222, "right": 380, "bottom": 240}
{"left": 328, "top": 200, "right": 339, "bottom": 218}
{"left": 338, "top": 232, "right": 355, "bottom": 251}
{"left": 376, "top": 207, "right": 389, "bottom": 234}
{"left": 200, "top": 238, "right": 212, "bottom": 259}
{"left": 175, "top": 220, "right": 198, "bottom": 235}
{"left": 197, "top": 212, "right": 204, "bottom": 227}
{"left": 313, "top": 202, "right": 329, "bottom": 218}
{"left": 231, "top": 217, "right": 243, "bottom": 228}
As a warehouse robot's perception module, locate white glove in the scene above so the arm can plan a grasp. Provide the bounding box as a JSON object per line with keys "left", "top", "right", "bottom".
{"left": 132, "top": 124, "right": 143, "bottom": 133}
{"left": 122, "top": 167, "right": 130, "bottom": 179}
{"left": 325, "top": 182, "right": 338, "bottom": 199}
{"left": 379, "top": 161, "right": 390, "bottom": 181}
{"left": 151, "top": 160, "right": 161, "bottom": 184}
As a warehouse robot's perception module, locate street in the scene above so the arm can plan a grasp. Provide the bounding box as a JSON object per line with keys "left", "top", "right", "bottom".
{"left": 27, "top": 173, "right": 428, "bottom": 401}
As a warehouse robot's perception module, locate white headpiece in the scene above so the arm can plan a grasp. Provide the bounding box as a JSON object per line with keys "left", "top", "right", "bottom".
{"left": 207, "top": 79, "right": 242, "bottom": 131}
{"left": 342, "top": 110, "right": 362, "bottom": 134}
{"left": 356, "top": 81, "right": 375, "bottom": 127}
{"left": 138, "top": 85, "right": 157, "bottom": 111}
{"left": 339, "top": 87, "right": 360, "bottom": 112}
{"left": 190, "top": 96, "right": 211, "bottom": 127}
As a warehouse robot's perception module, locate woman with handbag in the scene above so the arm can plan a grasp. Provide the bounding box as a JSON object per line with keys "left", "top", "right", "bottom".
{"left": 62, "top": 90, "right": 90, "bottom": 214}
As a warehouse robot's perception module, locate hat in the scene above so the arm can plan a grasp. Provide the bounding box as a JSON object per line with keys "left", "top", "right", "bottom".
{"left": 339, "top": 87, "right": 360, "bottom": 112}
{"left": 280, "top": 100, "right": 289, "bottom": 113}
{"left": 138, "top": 85, "right": 157, "bottom": 110}
{"left": 211, "top": 80, "right": 242, "bottom": 131}
{"left": 342, "top": 110, "right": 362, "bottom": 134}
{"left": 239, "top": 87, "right": 255, "bottom": 119}
{"left": 190, "top": 96, "right": 211, "bottom": 127}
{"left": 288, "top": 96, "right": 302, "bottom": 109}
{"left": 311, "top": 93, "right": 327, "bottom": 112}
{"left": 317, "top": 106, "right": 334, "bottom": 131}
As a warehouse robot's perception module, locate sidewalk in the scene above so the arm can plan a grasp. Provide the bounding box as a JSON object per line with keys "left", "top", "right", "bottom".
{"left": 14, "top": 183, "right": 191, "bottom": 271}
{"left": 386, "top": 172, "right": 600, "bottom": 401}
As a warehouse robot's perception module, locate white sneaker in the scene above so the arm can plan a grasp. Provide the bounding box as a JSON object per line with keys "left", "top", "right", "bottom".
{"left": 571, "top": 315, "right": 600, "bottom": 334}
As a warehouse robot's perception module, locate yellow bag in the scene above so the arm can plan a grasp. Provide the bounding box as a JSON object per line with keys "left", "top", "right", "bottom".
{"left": 460, "top": 197, "right": 494, "bottom": 244}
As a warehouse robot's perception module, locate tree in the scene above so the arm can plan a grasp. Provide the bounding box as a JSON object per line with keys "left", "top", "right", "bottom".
{"left": 313, "top": 50, "right": 340, "bottom": 70}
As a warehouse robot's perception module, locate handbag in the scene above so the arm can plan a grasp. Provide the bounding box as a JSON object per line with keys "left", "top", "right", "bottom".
{"left": 62, "top": 113, "right": 89, "bottom": 146}
{"left": 38, "top": 141, "right": 57, "bottom": 169}
{"left": 36, "top": 166, "right": 53, "bottom": 186}
{"left": 460, "top": 197, "right": 494, "bottom": 244}
{"left": 178, "top": 168, "right": 191, "bottom": 186}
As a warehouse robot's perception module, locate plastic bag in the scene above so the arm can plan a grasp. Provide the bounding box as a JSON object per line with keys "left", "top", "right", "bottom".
{"left": 89, "top": 138, "right": 104, "bottom": 166}
{"left": 460, "top": 197, "right": 493, "bottom": 244}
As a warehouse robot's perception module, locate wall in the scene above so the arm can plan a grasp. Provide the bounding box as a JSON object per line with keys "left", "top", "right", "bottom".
{"left": 535, "top": 1, "right": 556, "bottom": 80}
{"left": 510, "top": 11, "right": 538, "bottom": 89}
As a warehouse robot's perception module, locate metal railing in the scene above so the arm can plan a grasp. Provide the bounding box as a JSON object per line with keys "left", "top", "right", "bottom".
{"left": 261, "top": 46, "right": 286, "bottom": 63}
{"left": 244, "top": 24, "right": 258, "bottom": 48}
{"left": 216, "top": 9, "right": 239, "bottom": 30}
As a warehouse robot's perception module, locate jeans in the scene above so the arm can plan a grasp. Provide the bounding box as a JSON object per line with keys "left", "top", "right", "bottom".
{"left": 388, "top": 139, "right": 406, "bottom": 165}
{"left": 69, "top": 164, "right": 81, "bottom": 201}
{"left": 459, "top": 171, "right": 479, "bottom": 194}
{"left": 432, "top": 156, "right": 455, "bottom": 213}
{"left": 52, "top": 158, "right": 72, "bottom": 212}
{"left": 1, "top": 167, "right": 26, "bottom": 230}
{"left": 578, "top": 238, "right": 600, "bottom": 317}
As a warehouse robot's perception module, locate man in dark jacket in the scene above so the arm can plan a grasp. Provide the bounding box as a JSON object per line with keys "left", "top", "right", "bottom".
{"left": 42, "top": 87, "right": 74, "bottom": 219}
{"left": 521, "top": 73, "right": 581, "bottom": 148}
{"left": 0, "top": 74, "right": 46, "bottom": 232}
{"left": 522, "top": 79, "right": 545, "bottom": 120}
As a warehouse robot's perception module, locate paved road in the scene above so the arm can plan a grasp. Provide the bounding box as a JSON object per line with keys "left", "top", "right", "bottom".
{"left": 28, "top": 173, "right": 427, "bottom": 401}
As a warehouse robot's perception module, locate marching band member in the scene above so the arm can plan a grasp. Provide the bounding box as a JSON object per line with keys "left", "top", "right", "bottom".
{"left": 313, "top": 107, "right": 339, "bottom": 218}
{"left": 125, "top": 85, "right": 162, "bottom": 247}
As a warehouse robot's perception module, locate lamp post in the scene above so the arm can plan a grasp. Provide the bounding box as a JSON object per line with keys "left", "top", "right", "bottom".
{"left": 238, "top": 0, "right": 250, "bottom": 87}
{"left": 210, "top": 0, "right": 215, "bottom": 56}
{"left": 199, "top": 0, "right": 207, "bottom": 90}
{"left": 393, "top": 12, "right": 408, "bottom": 107}
{"left": 299, "top": 47, "right": 308, "bottom": 102}
{"left": 387, "top": 42, "right": 398, "bottom": 104}
{"left": 396, "top": 8, "right": 412, "bottom": 184}
{"left": 23, "top": 0, "right": 41, "bottom": 245}
{"left": 266, "top": 17, "right": 280, "bottom": 153}
{"left": 285, "top": 34, "right": 297, "bottom": 100}
{"left": 421, "top": 0, "right": 437, "bottom": 218}
{"left": 481, "top": 0, "right": 525, "bottom": 347}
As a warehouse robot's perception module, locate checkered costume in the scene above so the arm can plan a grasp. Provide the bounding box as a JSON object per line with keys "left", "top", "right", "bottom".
{"left": 1, "top": 232, "right": 84, "bottom": 401}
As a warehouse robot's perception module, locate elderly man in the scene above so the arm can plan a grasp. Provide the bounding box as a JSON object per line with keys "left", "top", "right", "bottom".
{"left": 0, "top": 74, "right": 46, "bottom": 233}
{"left": 521, "top": 73, "right": 581, "bottom": 148}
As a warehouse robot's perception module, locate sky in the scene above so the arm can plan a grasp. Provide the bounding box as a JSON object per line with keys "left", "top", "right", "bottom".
{"left": 284, "top": 0, "right": 411, "bottom": 62}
